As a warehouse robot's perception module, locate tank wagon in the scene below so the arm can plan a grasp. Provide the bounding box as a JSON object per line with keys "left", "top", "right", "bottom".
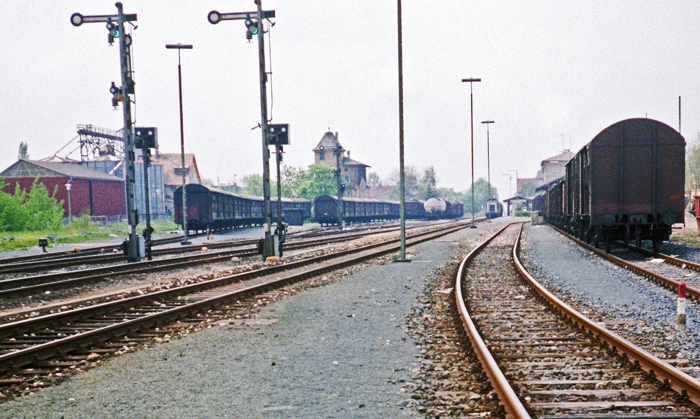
{"left": 423, "top": 197, "right": 463, "bottom": 219}
{"left": 539, "top": 118, "right": 685, "bottom": 252}
{"left": 174, "top": 184, "right": 311, "bottom": 233}
{"left": 485, "top": 198, "right": 503, "bottom": 219}
{"left": 313, "top": 195, "right": 400, "bottom": 225}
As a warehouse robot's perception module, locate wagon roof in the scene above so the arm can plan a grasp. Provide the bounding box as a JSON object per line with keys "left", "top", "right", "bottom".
{"left": 589, "top": 118, "right": 685, "bottom": 148}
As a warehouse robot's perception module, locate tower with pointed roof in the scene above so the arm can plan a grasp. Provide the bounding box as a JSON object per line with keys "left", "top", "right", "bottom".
{"left": 312, "top": 131, "right": 370, "bottom": 198}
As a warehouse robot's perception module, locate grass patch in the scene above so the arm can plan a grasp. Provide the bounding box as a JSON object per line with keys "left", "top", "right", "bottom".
{"left": 0, "top": 218, "right": 182, "bottom": 253}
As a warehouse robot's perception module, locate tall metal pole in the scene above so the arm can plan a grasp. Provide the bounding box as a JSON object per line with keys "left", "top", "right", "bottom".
{"left": 256, "top": 0, "right": 274, "bottom": 259}
{"left": 396, "top": 0, "right": 408, "bottom": 261}
{"left": 334, "top": 147, "right": 344, "bottom": 230}
{"left": 166, "top": 44, "right": 193, "bottom": 245}
{"left": 142, "top": 149, "right": 153, "bottom": 259}
{"left": 276, "top": 144, "right": 283, "bottom": 252}
{"left": 116, "top": 2, "right": 139, "bottom": 261}
{"left": 462, "top": 78, "right": 481, "bottom": 228}
{"left": 482, "top": 120, "right": 494, "bottom": 201}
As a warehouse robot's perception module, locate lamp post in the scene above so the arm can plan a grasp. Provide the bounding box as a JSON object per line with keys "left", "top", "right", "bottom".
{"left": 503, "top": 173, "right": 512, "bottom": 197}
{"left": 509, "top": 169, "right": 519, "bottom": 195}
{"left": 65, "top": 182, "right": 72, "bottom": 224}
{"left": 481, "top": 120, "right": 494, "bottom": 202}
{"left": 462, "top": 78, "right": 481, "bottom": 228}
{"left": 166, "top": 44, "right": 193, "bottom": 245}
{"left": 395, "top": 0, "right": 409, "bottom": 262}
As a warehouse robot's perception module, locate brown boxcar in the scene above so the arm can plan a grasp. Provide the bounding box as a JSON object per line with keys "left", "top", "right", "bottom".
{"left": 565, "top": 118, "right": 685, "bottom": 251}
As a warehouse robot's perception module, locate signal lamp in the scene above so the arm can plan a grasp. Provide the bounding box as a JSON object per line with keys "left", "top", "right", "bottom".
{"left": 245, "top": 18, "right": 259, "bottom": 35}
{"left": 106, "top": 21, "right": 120, "bottom": 38}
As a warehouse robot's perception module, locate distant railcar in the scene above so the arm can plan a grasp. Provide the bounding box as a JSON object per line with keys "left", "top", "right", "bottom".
{"left": 313, "top": 195, "right": 400, "bottom": 225}
{"left": 174, "top": 184, "right": 310, "bottom": 233}
{"left": 423, "top": 197, "right": 463, "bottom": 219}
{"left": 485, "top": 198, "right": 503, "bottom": 219}
{"left": 405, "top": 199, "right": 427, "bottom": 219}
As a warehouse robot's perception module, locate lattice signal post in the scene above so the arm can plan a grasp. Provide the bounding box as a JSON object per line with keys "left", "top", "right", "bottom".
{"left": 72, "top": 3, "right": 141, "bottom": 262}
{"left": 208, "top": 2, "right": 277, "bottom": 259}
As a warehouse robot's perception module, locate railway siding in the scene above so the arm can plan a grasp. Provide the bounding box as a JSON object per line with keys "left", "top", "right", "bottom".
{"left": 521, "top": 225, "right": 700, "bottom": 378}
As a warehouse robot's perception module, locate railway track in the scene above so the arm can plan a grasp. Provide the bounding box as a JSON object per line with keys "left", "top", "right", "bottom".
{"left": 0, "top": 220, "right": 469, "bottom": 382}
{"left": 0, "top": 221, "right": 455, "bottom": 300}
{"left": 455, "top": 222, "right": 700, "bottom": 418}
{"left": 0, "top": 220, "right": 443, "bottom": 276}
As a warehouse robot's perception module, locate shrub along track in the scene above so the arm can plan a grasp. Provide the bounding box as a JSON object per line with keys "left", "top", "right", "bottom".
{"left": 455, "top": 222, "right": 700, "bottom": 418}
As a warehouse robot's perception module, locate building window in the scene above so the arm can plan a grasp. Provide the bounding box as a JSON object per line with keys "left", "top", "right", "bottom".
{"left": 345, "top": 175, "right": 349, "bottom": 182}
{"left": 319, "top": 152, "right": 325, "bottom": 161}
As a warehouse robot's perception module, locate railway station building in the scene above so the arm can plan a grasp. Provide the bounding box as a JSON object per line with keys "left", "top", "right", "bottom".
{"left": 312, "top": 131, "right": 370, "bottom": 198}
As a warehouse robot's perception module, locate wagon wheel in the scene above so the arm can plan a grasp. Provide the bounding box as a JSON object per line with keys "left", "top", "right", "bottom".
{"left": 652, "top": 238, "right": 661, "bottom": 253}
{"left": 635, "top": 233, "right": 642, "bottom": 248}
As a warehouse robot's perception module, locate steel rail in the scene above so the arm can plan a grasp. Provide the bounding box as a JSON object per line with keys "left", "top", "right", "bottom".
{"left": 513, "top": 224, "right": 700, "bottom": 407}
{"left": 0, "top": 221, "right": 436, "bottom": 275}
{"left": 0, "top": 222, "right": 469, "bottom": 373}
{"left": 549, "top": 225, "right": 700, "bottom": 303}
{"left": 454, "top": 222, "right": 532, "bottom": 419}
{"left": 0, "top": 223, "right": 449, "bottom": 298}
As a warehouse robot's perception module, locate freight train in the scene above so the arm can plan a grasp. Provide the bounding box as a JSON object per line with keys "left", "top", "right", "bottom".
{"left": 532, "top": 118, "right": 685, "bottom": 252}
{"left": 313, "top": 195, "right": 463, "bottom": 225}
{"left": 174, "top": 184, "right": 311, "bottom": 232}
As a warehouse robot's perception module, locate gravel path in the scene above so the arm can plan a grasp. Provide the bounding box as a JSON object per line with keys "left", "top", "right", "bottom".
{"left": 521, "top": 224, "right": 700, "bottom": 373}
{"left": 0, "top": 223, "right": 487, "bottom": 418}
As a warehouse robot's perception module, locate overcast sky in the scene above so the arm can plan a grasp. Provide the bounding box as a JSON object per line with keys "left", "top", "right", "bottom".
{"left": 1, "top": 1, "right": 699, "bottom": 200}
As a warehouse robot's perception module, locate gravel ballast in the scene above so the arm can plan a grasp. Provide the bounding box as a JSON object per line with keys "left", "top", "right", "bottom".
{"left": 521, "top": 224, "right": 700, "bottom": 372}
{"left": 0, "top": 224, "right": 492, "bottom": 418}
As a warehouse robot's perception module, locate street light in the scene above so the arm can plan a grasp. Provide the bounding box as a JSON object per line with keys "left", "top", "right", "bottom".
{"left": 395, "top": 0, "right": 409, "bottom": 262}
{"left": 165, "top": 43, "right": 193, "bottom": 245}
{"left": 509, "top": 169, "right": 519, "bottom": 195}
{"left": 481, "top": 120, "right": 494, "bottom": 202}
{"left": 462, "top": 78, "right": 481, "bottom": 228}
{"left": 65, "top": 181, "right": 72, "bottom": 224}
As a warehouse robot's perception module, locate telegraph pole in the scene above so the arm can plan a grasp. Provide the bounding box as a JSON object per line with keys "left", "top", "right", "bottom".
{"left": 462, "top": 78, "right": 481, "bottom": 228}
{"left": 481, "top": 120, "right": 494, "bottom": 201}
{"left": 165, "top": 43, "right": 193, "bottom": 245}
{"left": 72, "top": 3, "right": 140, "bottom": 262}
{"left": 208, "top": 2, "right": 276, "bottom": 259}
{"left": 396, "top": 0, "right": 409, "bottom": 262}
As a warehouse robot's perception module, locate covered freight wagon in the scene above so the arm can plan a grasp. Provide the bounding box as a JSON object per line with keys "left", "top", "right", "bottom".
{"left": 565, "top": 118, "right": 685, "bottom": 251}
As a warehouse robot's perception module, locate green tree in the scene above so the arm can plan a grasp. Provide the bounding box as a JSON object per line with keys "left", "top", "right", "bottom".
{"left": 18, "top": 142, "right": 29, "bottom": 160}
{"left": 296, "top": 164, "right": 336, "bottom": 202}
{"left": 280, "top": 165, "right": 303, "bottom": 198}
{"left": 241, "top": 174, "right": 264, "bottom": 196}
{"left": 367, "top": 171, "right": 382, "bottom": 187}
{"left": 388, "top": 165, "right": 420, "bottom": 200}
{"left": 686, "top": 133, "right": 700, "bottom": 192}
{"left": 463, "top": 178, "right": 498, "bottom": 216}
{"left": 418, "top": 166, "right": 438, "bottom": 200}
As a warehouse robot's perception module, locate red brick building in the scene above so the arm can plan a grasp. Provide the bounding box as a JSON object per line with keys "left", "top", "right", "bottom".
{"left": 1, "top": 160, "right": 126, "bottom": 220}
